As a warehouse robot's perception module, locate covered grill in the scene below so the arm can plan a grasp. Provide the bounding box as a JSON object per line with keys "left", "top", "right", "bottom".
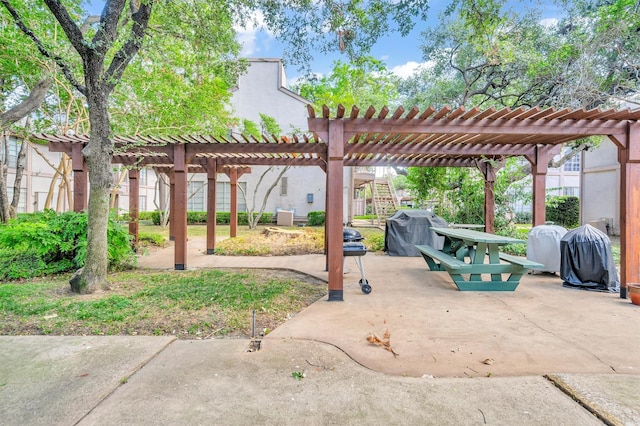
{"left": 343, "top": 228, "right": 371, "bottom": 294}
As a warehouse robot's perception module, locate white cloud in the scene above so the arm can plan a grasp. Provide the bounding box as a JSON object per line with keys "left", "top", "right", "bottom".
{"left": 234, "top": 11, "right": 274, "bottom": 56}
{"left": 389, "top": 61, "right": 430, "bottom": 79}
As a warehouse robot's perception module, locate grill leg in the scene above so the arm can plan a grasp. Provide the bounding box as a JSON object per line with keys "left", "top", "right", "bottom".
{"left": 354, "top": 256, "right": 366, "bottom": 283}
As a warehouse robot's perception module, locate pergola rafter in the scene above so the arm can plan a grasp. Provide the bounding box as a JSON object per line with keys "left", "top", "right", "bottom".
{"left": 34, "top": 103, "right": 640, "bottom": 301}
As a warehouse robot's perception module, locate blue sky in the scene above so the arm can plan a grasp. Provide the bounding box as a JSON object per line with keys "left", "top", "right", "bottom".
{"left": 85, "top": 1, "right": 563, "bottom": 82}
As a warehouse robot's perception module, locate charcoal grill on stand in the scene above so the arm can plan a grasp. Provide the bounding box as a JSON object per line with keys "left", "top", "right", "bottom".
{"left": 343, "top": 228, "right": 372, "bottom": 294}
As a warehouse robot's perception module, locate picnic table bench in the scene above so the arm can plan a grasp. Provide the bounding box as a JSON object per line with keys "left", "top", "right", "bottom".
{"left": 416, "top": 227, "right": 544, "bottom": 291}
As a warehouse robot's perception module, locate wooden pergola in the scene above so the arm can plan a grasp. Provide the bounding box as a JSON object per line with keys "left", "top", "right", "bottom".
{"left": 34, "top": 103, "right": 640, "bottom": 300}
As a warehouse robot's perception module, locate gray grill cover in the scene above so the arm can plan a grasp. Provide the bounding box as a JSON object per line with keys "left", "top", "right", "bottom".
{"left": 526, "top": 225, "right": 568, "bottom": 272}
{"left": 384, "top": 210, "right": 448, "bottom": 256}
{"left": 560, "top": 224, "right": 619, "bottom": 292}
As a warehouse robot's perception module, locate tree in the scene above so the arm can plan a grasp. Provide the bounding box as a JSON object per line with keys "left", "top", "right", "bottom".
{"left": 2, "top": 0, "right": 430, "bottom": 293}
{"left": 400, "top": 0, "right": 640, "bottom": 223}
{"left": 109, "top": 2, "right": 242, "bottom": 136}
{"left": 2, "top": 0, "right": 154, "bottom": 293}
{"left": 294, "top": 56, "right": 401, "bottom": 110}
{"left": 406, "top": 158, "right": 530, "bottom": 229}
{"left": 0, "top": 1, "right": 63, "bottom": 221}
{"left": 259, "top": 1, "right": 430, "bottom": 71}
{"left": 403, "top": 0, "right": 640, "bottom": 111}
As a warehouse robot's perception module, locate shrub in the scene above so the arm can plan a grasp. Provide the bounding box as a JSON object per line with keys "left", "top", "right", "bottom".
{"left": 149, "top": 211, "right": 275, "bottom": 226}
{"left": 0, "top": 211, "right": 135, "bottom": 280}
{"left": 514, "top": 211, "right": 532, "bottom": 224}
{"left": 546, "top": 196, "right": 579, "bottom": 228}
{"left": 365, "top": 232, "right": 385, "bottom": 252}
{"left": 496, "top": 225, "right": 529, "bottom": 256}
{"left": 118, "top": 211, "right": 155, "bottom": 222}
{"left": 150, "top": 211, "right": 162, "bottom": 225}
{"left": 307, "top": 211, "right": 325, "bottom": 226}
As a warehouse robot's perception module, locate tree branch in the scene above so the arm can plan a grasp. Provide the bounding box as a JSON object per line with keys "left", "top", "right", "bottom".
{"left": 1, "top": 0, "right": 86, "bottom": 94}
{"left": 91, "top": 0, "right": 127, "bottom": 57}
{"left": 0, "top": 77, "right": 52, "bottom": 127}
{"left": 42, "top": 0, "right": 86, "bottom": 55}
{"left": 104, "top": 2, "right": 153, "bottom": 91}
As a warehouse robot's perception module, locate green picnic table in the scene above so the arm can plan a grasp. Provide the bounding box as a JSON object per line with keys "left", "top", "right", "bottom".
{"left": 416, "top": 227, "right": 544, "bottom": 291}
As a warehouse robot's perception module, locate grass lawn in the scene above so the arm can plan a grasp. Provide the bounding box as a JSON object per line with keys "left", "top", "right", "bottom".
{"left": 0, "top": 268, "right": 327, "bottom": 339}
{"left": 1, "top": 224, "right": 385, "bottom": 339}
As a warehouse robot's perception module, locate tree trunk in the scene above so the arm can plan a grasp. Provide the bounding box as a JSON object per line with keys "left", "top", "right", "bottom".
{"left": 10, "top": 135, "right": 29, "bottom": 218}
{"left": 0, "top": 133, "right": 11, "bottom": 222}
{"left": 70, "top": 85, "right": 113, "bottom": 294}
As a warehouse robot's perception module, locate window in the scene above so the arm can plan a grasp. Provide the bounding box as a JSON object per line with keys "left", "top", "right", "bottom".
{"left": 139, "top": 168, "right": 148, "bottom": 186}
{"left": 216, "top": 182, "right": 247, "bottom": 212}
{"left": 563, "top": 149, "right": 580, "bottom": 172}
{"left": 4, "top": 136, "right": 20, "bottom": 168}
{"left": 139, "top": 194, "right": 147, "bottom": 212}
{"left": 187, "top": 181, "right": 205, "bottom": 211}
{"left": 280, "top": 176, "right": 288, "bottom": 196}
{"left": 563, "top": 187, "right": 579, "bottom": 197}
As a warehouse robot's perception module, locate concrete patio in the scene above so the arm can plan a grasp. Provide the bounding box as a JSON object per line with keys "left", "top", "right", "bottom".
{"left": 1, "top": 236, "right": 638, "bottom": 425}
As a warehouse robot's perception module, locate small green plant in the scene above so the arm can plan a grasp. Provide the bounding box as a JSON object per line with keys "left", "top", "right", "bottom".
{"left": 307, "top": 211, "right": 325, "bottom": 226}
{"left": 121, "top": 377, "right": 128, "bottom": 384}
{"left": 291, "top": 370, "right": 306, "bottom": 380}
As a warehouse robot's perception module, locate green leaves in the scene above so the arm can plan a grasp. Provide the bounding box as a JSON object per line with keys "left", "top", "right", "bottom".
{"left": 294, "top": 55, "right": 400, "bottom": 110}
{"left": 406, "top": 158, "right": 531, "bottom": 231}
{"left": 0, "top": 210, "right": 135, "bottom": 280}
{"left": 257, "top": 0, "right": 429, "bottom": 71}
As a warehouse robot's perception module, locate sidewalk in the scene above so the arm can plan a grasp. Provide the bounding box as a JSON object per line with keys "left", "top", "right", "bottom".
{"left": 1, "top": 237, "right": 639, "bottom": 425}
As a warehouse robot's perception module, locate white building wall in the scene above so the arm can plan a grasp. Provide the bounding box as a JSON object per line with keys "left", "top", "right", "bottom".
{"left": 581, "top": 138, "right": 620, "bottom": 234}
{"left": 215, "top": 58, "right": 327, "bottom": 219}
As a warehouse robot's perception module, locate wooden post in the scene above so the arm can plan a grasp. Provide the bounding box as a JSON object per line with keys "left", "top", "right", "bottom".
{"left": 324, "top": 166, "right": 329, "bottom": 272}
{"left": 128, "top": 168, "right": 140, "bottom": 248}
{"left": 527, "top": 147, "right": 552, "bottom": 227}
{"left": 229, "top": 168, "right": 238, "bottom": 238}
{"left": 618, "top": 123, "right": 640, "bottom": 299}
{"left": 327, "top": 119, "right": 345, "bottom": 301}
{"left": 477, "top": 160, "right": 499, "bottom": 234}
{"left": 206, "top": 158, "right": 217, "bottom": 254}
{"left": 169, "top": 171, "right": 175, "bottom": 241}
{"left": 71, "top": 143, "right": 87, "bottom": 212}
{"left": 173, "top": 144, "right": 188, "bottom": 270}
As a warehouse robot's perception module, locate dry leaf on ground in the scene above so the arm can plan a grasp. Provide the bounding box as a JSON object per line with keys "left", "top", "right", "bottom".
{"left": 366, "top": 329, "right": 399, "bottom": 357}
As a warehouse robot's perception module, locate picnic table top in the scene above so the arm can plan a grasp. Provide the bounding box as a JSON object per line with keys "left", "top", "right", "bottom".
{"left": 430, "top": 227, "right": 527, "bottom": 245}
{"left": 448, "top": 223, "right": 485, "bottom": 229}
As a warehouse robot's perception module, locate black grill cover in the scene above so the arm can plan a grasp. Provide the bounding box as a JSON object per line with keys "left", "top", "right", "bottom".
{"left": 384, "top": 210, "right": 448, "bottom": 256}
{"left": 560, "top": 224, "right": 619, "bottom": 292}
